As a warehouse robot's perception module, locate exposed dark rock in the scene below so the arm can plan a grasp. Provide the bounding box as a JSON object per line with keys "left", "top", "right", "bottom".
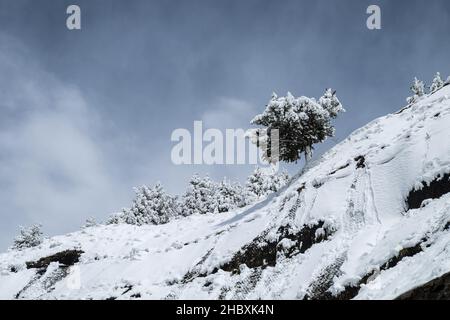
{"left": 380, "top": 242, "right": 423, "bottom": 270}
{"left": 395, "top": 106, "right": 412, "bottom": 115}
{"left": 329, "top": 163, "right": 350, "bottom": 175}
{"left": 181, "top": 221, "right": 334, "bottom": 285}
{"left": 396, "top": 272, "right": 450, "bottom": 300}
{"left": 312, "top": 242, "right": 425, "bottom": 300}
{"left": 221, "top": 221, "right": 333, "bottom": 274}
{"left": 181, "top": 248, "right": 217, "bottom": 283}
{"left": 354, "top": 156, "right": 366, "bottom": 169}
{"left": 15, "top": 249, "right": 84, "bottom": 299}
{"left": 312, "top": 181, "right": 324, "bottom": 189}
{"left": 15, "top": 273, "right": 42, "bottom": 299}
{"left": 297, "top": 185, "right": 306, "bottom": 193}
{"left": 9, "top": 265, "right": 19, "bottom": 273}
{"left": 26, "top": 249, "right": 84, "bottom": 270}
{"left": 122, "top": 284, "right": 133, "bottom": 295}
{"left": 230, "top": 268, "right": 262, "bottom": 299}
{"left": 303, "top": 253, "right": 347, "bottom": 300}
{"left": 406, "top": 173, "right": 450, "bottom": 210}
{"left": 220, "top": 235, "right": 277, "bottom": 273}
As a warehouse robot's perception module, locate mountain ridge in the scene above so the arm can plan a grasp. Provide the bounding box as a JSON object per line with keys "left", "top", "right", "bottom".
{"left": 1, "top": 84, "right": 450, "bottom": 300}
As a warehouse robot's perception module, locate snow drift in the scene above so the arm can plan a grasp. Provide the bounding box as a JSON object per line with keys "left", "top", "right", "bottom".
{"left": 1, "top": 85, "right": 450, "bottom": 300}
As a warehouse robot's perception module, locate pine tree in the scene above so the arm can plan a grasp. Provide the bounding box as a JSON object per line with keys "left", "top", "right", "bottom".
{"left": 106, "top": 212, "right": 124, "bottom": 225}
{"left": 121, "top": 182, "right": 178, "bottom": 225}
{"left": 406, "top": 77, "right": 425, "bottom": 104}
{"left": 215, "top": 179, "right": 247, "bottom": 213}
{"left": 245, "top": 166, "right": 290, "bottom": 199}
{"left": 83, "top": 217, "right": 97, "bottom": 228}
{"left": 245, "top": 167, "right": 268, "bottom": 198}
{"left": 250, "top": 89, "right": 344, "bottom": 164}
{"left": 430, "top": 72, "right": 444, "bottom": 93}
{"left": 12, "top": 224, "right": 43, "bottom": 250}
{"left": 268, "top": 169, "right": 290, "bottom": 193}
{"left": 181, "top": 174, "right": 217, "bottom": 216}
{"left": 319, "top": 88, "right": 344, "bottom": 119}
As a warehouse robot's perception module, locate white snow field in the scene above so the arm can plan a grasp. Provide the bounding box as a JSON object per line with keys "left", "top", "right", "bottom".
{"left": 1, "top": 85, "right": 450, "bottom": 300}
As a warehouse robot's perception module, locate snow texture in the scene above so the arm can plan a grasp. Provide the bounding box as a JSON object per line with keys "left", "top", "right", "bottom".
{"left": 1, "top": 85, "right": 450, "bottom": 300}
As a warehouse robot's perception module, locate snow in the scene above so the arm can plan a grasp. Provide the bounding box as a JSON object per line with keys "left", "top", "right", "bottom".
{"left": 1, "top": 86, "right": 450, "bottom": 300}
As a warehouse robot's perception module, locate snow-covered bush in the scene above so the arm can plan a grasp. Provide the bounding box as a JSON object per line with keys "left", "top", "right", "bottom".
{"left": 319, "top": 88, "right": 345, "bottom": 118}
{"left": 245, "top": 166, "right": 290, "bottom": 199}
{"left": 246, "top": 166, "right": 268, "bottom": 198}
{"left": 83, "top": 217, "right": 97, "bottom": 228}
{"left": 215, "top": 179, "right": 247, "bottom": 213}
{"left": 406, "top": 77, "right": 425, "bottom": 104}
{"left": 430, "top": 72, "right": 444, "bottom": 93}
{"left": 270, "top": 169, "right": 290, "bottom": 192}
{"left": 114, "top": 183, "right": 178, "bottom": 225}
{"left": 107, "top": 169, "right": 289, "bottom": 223}
{"left": 180, "top": 174, "right": 217, "bottom": 216}
{"left": 250, "top": 89, "right": 344, "bottom": 164}
{"left": 106, "top": 212, "right": 124, "bottom": 225}
{"left": 12, "top": 224, "right": 44, "bottom": 250}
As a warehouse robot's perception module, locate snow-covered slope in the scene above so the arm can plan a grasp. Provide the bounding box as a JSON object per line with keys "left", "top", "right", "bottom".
{"left": 1, "top": 86, "right": 450, "bottom": 300}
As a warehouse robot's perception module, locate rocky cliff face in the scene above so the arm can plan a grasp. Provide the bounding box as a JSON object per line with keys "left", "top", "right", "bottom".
{"left": 1, "top": 85, "right": 450, "bottom": 300}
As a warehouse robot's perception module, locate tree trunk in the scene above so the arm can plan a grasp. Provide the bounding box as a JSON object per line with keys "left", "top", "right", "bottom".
{"left": 304, "top": 145, "right": 312, "bottom": 165}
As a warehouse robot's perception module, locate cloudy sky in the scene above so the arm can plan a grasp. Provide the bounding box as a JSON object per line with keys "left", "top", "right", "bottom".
{"left": 0, "top": 0, "right": 449, "bottom": 250}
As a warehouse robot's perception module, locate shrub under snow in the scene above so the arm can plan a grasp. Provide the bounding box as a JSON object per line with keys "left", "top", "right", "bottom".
{"left": 215, "top": 178, "right": 248, "bottom": 213}
{"left": 406, "top": 77, "right": 425, "bottom": 104}
{"left": 12, "top": 224, "right": 44, "bottom": 250}
{"left": 180, "top": 174, "right": 217, "bottom": 216}
{"left": 116, "top": 183, "right": 178, "bottom": 226}
{"left": 430, "top": 72, "right": 444, "bottom": 93}
{"left": 246, "top": 166, "right": 290, "bottom": 199}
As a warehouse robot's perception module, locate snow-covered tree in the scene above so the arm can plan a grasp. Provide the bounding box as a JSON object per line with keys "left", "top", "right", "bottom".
{"left": 83, "top": 217, "right": 97, "bottom": 228}
{"left": 12, "top": 224, "right": 43, "bottom": 250}
{"left": 269, "top": 169, "right": 290, "bottom": 193}
{"left": 406, "top": 77, "right": 425, "bottom": 104}
{"left": 245, "top": 166, "right": 290, "bottom": 199}
{"left": 319, "top": 88, "right": 344, "bottom": 118}
{"left": 180, "top": 174, "right": 217, "bottom": 216}
{"left": 250, "top": 89, "right": 344, "bottom": 164}
{"left": 120, "top": 182, "right": 178, "bottom": 225}
{"left": 246, "top": 166, "right": 268, "bottom": 198}
{"left": 430, "top": 72, "right": 444, "bottom": 93}
{"left": 215, "top": 179, "right": 247, "bottom": 213}
{"left": 106, "top": 212, "right": 124, "bottom": 225}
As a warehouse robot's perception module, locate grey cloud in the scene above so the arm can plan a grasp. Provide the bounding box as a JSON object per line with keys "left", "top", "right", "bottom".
{"left": 1, "top": 0, "right": 450, "bottom": 249}
{"left": 0, "top": 34, "right": 131, "bottom": 249}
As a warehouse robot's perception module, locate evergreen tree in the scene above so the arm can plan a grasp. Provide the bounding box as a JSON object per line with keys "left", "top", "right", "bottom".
{"left": 106, "top": 212, "right": 124, "bottom": 225}
{"left": 250, "top": 89, "right": 344, "bottom": 164}
{"left": 430, "top": 72, "right": 444, "bottom": 93}
{"left": 181, "top": 174, "right": 217, "bottom": 216}
{"left": 83, "top": 217, "right": 97, "bottom": 228}
{"left": 245, "top": 166, "right": 290, "bottom": 199}
{"left": 215, "top": 179, "right": 247, "bottom": 213}
{"left": 12, "top": 224, "right": 43, "bottom": 250}
{"left": 406, "top": 77, "right": 425, "bottom": 104}
{"left": 269, "top": 169, "right": 290, "bottom": 193}
{"left": 245, "top": 166, "right": 268, "bottom": 198}
{"left": 121, "top": 182, "right": 178, "bottom": 225}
